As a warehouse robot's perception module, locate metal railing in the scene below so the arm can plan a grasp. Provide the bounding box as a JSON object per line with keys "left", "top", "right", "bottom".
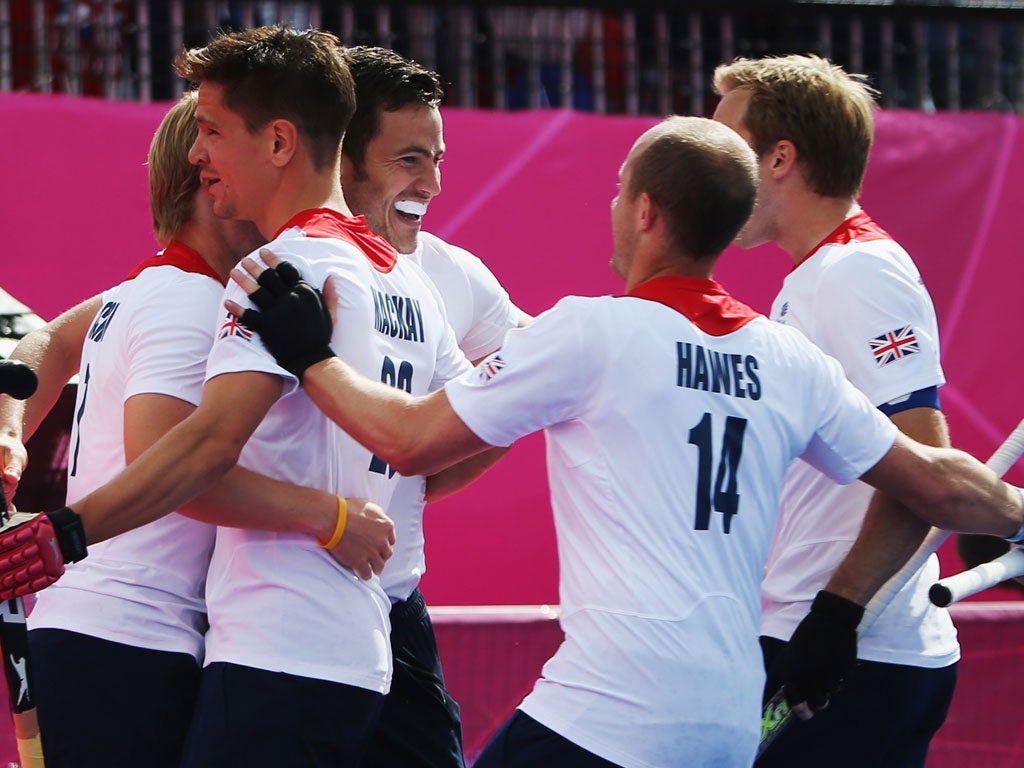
{"left": 2, "top": 0, "right": 1023, "bottom": 113}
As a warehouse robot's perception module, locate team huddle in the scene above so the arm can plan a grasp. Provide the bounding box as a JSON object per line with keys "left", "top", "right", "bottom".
{"left": 0, "top": 25, "right": 1022, "bottom": 768}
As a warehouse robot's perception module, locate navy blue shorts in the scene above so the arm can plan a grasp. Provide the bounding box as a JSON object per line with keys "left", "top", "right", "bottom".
{"left": 28, "top": 628, "right": 201, "bottom": 768}
{"left": 758, "top": 635, "right": 958, "bottom": 768}
{"left": 474, "top": 710, "right": 622, "bottom": 768}
{"left": 359, "top": 588, "right": 464, "bottom": 767}
{"left": 180, "top": 661, "right": 384, "bottom": 767}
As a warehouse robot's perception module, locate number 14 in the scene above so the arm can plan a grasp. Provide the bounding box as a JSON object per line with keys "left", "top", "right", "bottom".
{"left": 687, "top": 413, "right": 747, "bottom": 533}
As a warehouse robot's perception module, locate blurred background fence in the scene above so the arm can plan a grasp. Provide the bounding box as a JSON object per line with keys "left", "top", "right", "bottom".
{"left": 2, "top": 0, "right": 1024, "bottom": 114}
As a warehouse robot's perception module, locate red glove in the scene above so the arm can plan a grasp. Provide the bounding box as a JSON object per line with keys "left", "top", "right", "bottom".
{"left": 0, "top": 507, "right": 87, "bottom": 600}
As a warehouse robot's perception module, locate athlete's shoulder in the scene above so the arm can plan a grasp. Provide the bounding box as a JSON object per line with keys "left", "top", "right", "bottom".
{"left": 813, "top": 234, "right": 917, "bottom": 278}
{"left": 745, "top": 313, "right": 835, "bottom": 362}
{"left": 118, "top": 262, "right": 225, "bottom": 311}
{"left": 417, "top": 230, "right": 481, "bottom": 267}
{"left": 269, "top": 230, "right": 369, "bottom": 279}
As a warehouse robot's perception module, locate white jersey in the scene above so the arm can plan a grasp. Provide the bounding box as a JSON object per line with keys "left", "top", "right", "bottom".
{"left": 202, "top": 210, "right": 469, "bottom": 692}
{"left": 29, "top": 244, "right": 221, "bottom": 662}
{"left": 762, "top": 211, "right": 959, "bottom": 669}
{"left": 445, "top": 276, "right": 898, "bottom": 768}
{"left": 383, "top": 231, "right": 515, "bottom": 600}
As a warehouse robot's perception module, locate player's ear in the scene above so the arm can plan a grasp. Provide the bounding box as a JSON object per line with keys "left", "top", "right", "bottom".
{"left": 767, "top": 139, "right": 797, "bottom": 179}
{"left": 636, "top": 191, "right": 657, "bottom": 233}
{"left": 268, "top": 119, "right": 298, "bottom": 167}
{"left": 638, "top": 191, "right": 663, "bottom": 236}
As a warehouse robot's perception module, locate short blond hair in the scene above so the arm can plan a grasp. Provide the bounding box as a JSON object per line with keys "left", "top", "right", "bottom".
{"left": 147, "top": 91, "right": 200, "bottom": 245}
{"left": 713, "top": 55, "right": 877, "bottom": 198}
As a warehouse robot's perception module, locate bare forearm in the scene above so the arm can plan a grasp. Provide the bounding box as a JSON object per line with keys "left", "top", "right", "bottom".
{"left": 7, "top": 297, "right": 99, "bottom": 439}
{"left": 76, "top": 372, "right": 280, "bottom": 544}
{"left": 426, "top": 445, "right": 509, "bottom": 502}
{"left": 825, "top": 501, "right": 931, "bottom": 605}
{"left": 827, "top": 407, "right": 949, "bottom": 604}
{"left": 915, "top": 449, "right": 1022, "bottom": 535}
{"left": 860, "top": 434, "right": 1024, "bottom": 559}
{"left": 304, "top": 357, "right": 487, "bottom": 477}
{"left": 4, "top": 333, "right": 81, "bottom": 442}
{"left": 75, "top": 415, "right": 242, "bottom": 543}
{"left": 182, "top": 465, "right": 336, "bottom": 541}
{"left": 305, "top": 357, "right": 414, "bottom": 457}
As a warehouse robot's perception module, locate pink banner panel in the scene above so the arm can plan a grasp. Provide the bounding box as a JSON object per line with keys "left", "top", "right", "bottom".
{"left": 3, "top": 94, "right": 1024, "bottom": 607}
{"left": 1, "top": 92, "right": 1024, "bottom": 768}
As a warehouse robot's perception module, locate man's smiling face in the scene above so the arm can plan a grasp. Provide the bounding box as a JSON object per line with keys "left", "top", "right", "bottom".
{"left": 341, "top": 103, "right": 444, "bottom": 254}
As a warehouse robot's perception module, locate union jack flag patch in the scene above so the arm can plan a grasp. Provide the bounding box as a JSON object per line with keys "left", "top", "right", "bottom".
{"left": 478, "top": 354, "right": 506, "bottom": 382}
{"left": 869, "top": 325, "right": 919, "bottom": 367}
{"left": 219, "top": 312, "right": 253, "bottom": 341}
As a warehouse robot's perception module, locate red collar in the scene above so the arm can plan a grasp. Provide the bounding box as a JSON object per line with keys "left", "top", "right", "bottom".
{"left": 125, "top": 240, "right": 223, "bottom": 284}
{"left": 275, "top": 208, "right": 398, "bottom": 273}
{"left": 626, "top": 276, "right": 761, "bottom": 336}
{"left": 796, "top": 210, "right": 892, "bottom": 268}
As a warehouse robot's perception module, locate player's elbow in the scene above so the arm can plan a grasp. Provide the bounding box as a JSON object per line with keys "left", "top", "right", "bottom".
{"left": 191, "top": 429, "right": 247, "bottom": 486}
{"left": 363, "top": 392, "right": 471, "bottom": 478}
{"left": 384, "top": 438, "right": 436, "bottom": 478}
{"left": 384, "top": 428, "right": 461, "bottom": 478}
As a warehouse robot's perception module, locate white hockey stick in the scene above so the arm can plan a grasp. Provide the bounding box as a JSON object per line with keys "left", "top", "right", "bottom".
{"left": 862, "top": 418, "right": 1024, "bottom": 624}
{"left": 929, "top": 546, "right": 1024, "bottom": 607}
{"left": 758, "top": 417, "right": 1024, "bottom": 761}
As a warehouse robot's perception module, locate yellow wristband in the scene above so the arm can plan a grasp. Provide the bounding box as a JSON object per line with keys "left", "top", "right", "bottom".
{"left": 319, "top": 496, "right": 348, "bottom": 549}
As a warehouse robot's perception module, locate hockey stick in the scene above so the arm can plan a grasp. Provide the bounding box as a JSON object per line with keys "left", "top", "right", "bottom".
{"left": 929, "top": 546, "right": 1024, "bottom": 607}
{"left": 0, "top": 360, "right": 45, "bottom": 767}
{"left": 757, "top": 418, "right": 1024, "bottom": 761}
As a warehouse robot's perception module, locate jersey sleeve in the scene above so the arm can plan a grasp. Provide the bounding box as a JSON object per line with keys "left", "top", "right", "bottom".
{"left": 123, "top": 274, "right": 224, "bottom": 406}
{"left": 814, "top": 246, "right": 944, "bottom": 407}
{"left": 799, "top": 341, "right": 900, "bottom": 484}
{"left": 430, "top": 315, "right": 474, "bottom": 392}
{"left": 444, "top": 296, "right": 596, "bottom": 447}
{"left": 407, "top": 260, "right": 474, "bottom": 391}
{"left": 447, "top": 243, "right": 519, "bottom": 361}
{"left": 204, "top": 252, "right": 301, "bottom": 397}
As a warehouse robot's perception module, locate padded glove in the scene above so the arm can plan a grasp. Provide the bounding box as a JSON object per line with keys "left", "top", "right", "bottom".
{"left": 239, "top": 260, "right": 335, "bottom": 380}
{"left": 0, "top": 507, "right": 87, "bottom": 600}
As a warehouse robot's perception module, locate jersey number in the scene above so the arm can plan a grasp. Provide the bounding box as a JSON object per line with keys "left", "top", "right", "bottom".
{"left": 368, "top": 356, "right": 413, "bottom": 478}
{"left": 68, "top": 364, "right": 91, "bottom": 478}
{"left": 687, "top": 413, "right": 747, "bottom": 533}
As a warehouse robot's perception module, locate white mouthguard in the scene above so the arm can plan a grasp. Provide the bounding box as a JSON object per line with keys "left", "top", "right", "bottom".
{"left": 394, "top": 200, "right": 429, "bottom": 217}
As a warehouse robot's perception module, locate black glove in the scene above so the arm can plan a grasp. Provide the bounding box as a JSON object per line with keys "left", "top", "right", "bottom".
{"left": 780, "top": 590, "right": 864, "bottom": 711}
{"left": 239, "top": 260, "right": 336, "bottom": 380}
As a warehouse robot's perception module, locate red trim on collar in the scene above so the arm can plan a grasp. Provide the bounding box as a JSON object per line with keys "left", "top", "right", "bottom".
{"left": 625, "top": 276, "right": 761, "bottom": 336}
{"left": 797, "top": 211, "right": 892, "bottom": 268}
{"left": 124, "top": 240, "right": 224, "bottom": 284}
{"left": 275, "top": 208, "right": 398, "bottom": 273}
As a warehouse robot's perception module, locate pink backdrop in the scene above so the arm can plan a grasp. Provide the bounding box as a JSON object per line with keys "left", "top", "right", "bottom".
{"left": 2, "top": 93, "right": 1023, "bottom": 606}
{"left": 2, "top": 93, "right": 1024, "bottom": 767}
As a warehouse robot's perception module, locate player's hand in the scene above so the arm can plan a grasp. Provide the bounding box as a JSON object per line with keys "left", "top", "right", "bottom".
{"left": 226, "top": 249, "right": 336, "bottom": 381}
{"left": 0, "top": 507, "right": 88, "bottom": 600}
{"left": 0, "top": 434, "right": 28, "bottom": 503}
{"left": 325, "top": 498, "right": 396, "bottom": 581}
{"left": 778, "top": 590, "right": 864, "bottom": 720}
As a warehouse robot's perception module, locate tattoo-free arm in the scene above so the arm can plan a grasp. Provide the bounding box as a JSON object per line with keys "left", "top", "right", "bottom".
{"left": 1, "top": 297, "right": 100, "bottom": 498}
{"left": 304, "top": 356, "right": 490, "bottom": 478}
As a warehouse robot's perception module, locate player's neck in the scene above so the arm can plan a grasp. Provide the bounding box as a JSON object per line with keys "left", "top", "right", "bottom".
{"left": 174, "top": 221, "right": 254, "bottom": 283}
{"left": 623, "top": 251, "right": 714, "bottom": 292}
{"left": 258, "top": 166, "right": 352, "bottom": 241}
{"left": 776, "top": 194, "right": 861, "bottom": 265}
